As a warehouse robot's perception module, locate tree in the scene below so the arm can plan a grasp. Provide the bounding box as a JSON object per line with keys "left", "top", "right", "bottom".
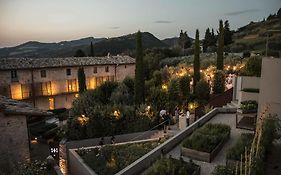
{"left": 168, "top": 79, "right": 181, "bottom": 111}
{"left": 243, "top": 56, "right": 262, "bottom": 77}
{"left": 90, "top": 42, "right": 95, "bottom": 56}
{"left": 75, "top": 49, "right": 86, "bottom": 57}
{"left": 224, "top": 20, "right": 233, "bottom": 46}
{"left": 213, "top": 70, "right": 225, "bottom": 94}
{"left": 178, "top": 30, "right": 192, "bottom": 54}
{"left": 203, "top": 28, "right": 212, "bottom": 52}
{"left": 179, "top": 75, "right": 191, "bottom": 103}
{"left": 193, "top": 29, "right": 201, "bottom": 91}
{"left": 134, "top": 31, "right": 145, "bottom": 105}
{"left": 217, "top": 20, "right": 224, "bottom": 70}
{"left": 78, "top": 67, "right": 86, "bottom": 93}
{"left": 195, "top": 80, "right": 210, "bottom": 104}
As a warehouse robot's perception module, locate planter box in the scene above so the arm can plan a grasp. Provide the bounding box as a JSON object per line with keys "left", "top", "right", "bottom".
{"left": 181, "top": 132, "right": 230, "bottom": 163}
{"left": 237, "top": 108, "right": 257, "bottom": 114}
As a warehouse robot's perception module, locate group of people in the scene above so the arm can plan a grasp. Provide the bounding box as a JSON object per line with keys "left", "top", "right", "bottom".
{"left": 99, "top": 136, "right": 115, "bottom": 146}
{"left": 160, "top": 106, "right": 190, "bottom": 129}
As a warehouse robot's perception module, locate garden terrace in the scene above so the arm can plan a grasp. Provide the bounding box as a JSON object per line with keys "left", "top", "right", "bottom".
{"left": 167, "top": 112, "right": 253, "bottom": 175}
{"left": 181, "top": 123, "right": 231, "bottom": 162}
{"left": 73, "top": 139, "right": 164, "bottom": 175}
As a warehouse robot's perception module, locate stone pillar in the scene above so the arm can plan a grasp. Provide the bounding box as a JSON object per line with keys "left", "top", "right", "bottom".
{"left": 179, "top": 115, "right": 187, "bottom": 130}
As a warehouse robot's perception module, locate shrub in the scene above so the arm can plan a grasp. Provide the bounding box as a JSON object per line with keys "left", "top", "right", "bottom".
{"left": 182, "top": 123, "right": 230, "bottom": 153}
{"left": 146, "top": 157, "right": 199, "bottom": 175}
{"left": 226, "top": 133, "right": 254, "bottom": 160}
{"left": 213, "top": 70, "right": 225, "bottom": 94}
{"left": 241, "top": 88, "right": 259, "bottom": 93}
{"left": 211, "top": 165, "right": 235, "bottom": 175}
{"left": 240, "top": 100, "right": 258, "bottom": 112}
{"left": 240, "top": 56, "right": 262, "bottom": 77}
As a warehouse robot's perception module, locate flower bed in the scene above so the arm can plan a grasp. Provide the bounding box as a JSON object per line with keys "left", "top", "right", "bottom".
{"left": 145, "top": 157, "right": 200, "bottom": 175}
{"left": 78, "top": 140, "right": 163, "bottom": 175}
{"left": 226, "top": 133, "right": 254, "bottom": 165}
{"left": 181, "top": 123, "right": 230, "bottom": 162}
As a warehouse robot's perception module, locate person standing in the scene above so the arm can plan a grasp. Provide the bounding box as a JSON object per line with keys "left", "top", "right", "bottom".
{"left": 186, "top": 109, "right": 190, "bottom": 126}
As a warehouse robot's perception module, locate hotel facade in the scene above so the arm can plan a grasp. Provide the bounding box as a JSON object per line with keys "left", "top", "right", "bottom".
{"left": 0, "top": 56, "right": 135, "bottom": 110}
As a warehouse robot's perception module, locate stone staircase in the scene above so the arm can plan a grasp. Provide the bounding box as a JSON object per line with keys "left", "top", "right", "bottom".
{"left": 223, "top": 100, "right": 239, "bottom": 109}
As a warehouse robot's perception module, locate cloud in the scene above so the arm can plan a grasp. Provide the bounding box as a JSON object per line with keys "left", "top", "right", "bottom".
{"left": 109, "top": 27, "right": 120, "bottom": 29}
{"left": 225, "top": 9, "right": 259, "bottom": 16}
{"left": 154, "top": 20, "right": 172, "bottom": 24}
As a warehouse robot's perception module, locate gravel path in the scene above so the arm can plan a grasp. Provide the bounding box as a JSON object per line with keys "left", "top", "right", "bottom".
{"left": 166, "top": 113, "right": 253, "bottom": 175}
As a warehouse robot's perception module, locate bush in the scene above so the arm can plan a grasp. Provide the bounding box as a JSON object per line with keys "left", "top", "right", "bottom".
{"left": 211, "top": 165, "right": 235, "bottom": 175}
{"left": 146, "top": 157, "right": 199, "bottom": 175}
{"left": 182, "top": 123, "right": 230, "bottom": 153}
{"left": 240, "top": 100, "right": 258, "bottom": 112}
{"left": 241, "top": 88, "right": 259, "bottom": 93}
{"left": 212, "top": 70, "right": 225, "bottom": 94}
{"left": 240, "top": 56, "right": 262, "bottom": 77}
{"left": 226, "top": 133, "right": 254, "bottom": 160}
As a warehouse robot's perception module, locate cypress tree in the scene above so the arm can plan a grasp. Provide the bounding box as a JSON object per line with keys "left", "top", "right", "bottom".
{"left": 134, "top": 31, "right": 145, "bottom": 105}
{"left": 78, "top": 67, "right": 87, "bottom": 93}
{"left": 203, "top": 28, "right": 211, "bottom": 52}
{"left": 224, "top": 20, "right": 233, "bottom": 46}
{"left": 193, "top": 29, "right": 201, "bottom": 91}
{"left": 90, "top": 42, "right": 95, "bottom": 56}
{"left": 217, "top": 20, "right": 224, "bottom": 70}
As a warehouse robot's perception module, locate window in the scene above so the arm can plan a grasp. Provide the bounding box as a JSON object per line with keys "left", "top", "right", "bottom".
{"left": 93, "top": 67, "right": 97, "bottom": 74}
{"left": 41, "top": 70, "right": 46, "bottom": 78}
{"left": 105, "top": 66, "right": 109, "bottom": 72}
{"left": 67, "top": 79, "right": 77, "bottom": 92}
{"left": 41, "top": 82, "right": 52, "bottom": 96}
{"left": 21, "top": 84, "right": 31, "bottom": 99}
{"left": 49, "top": 98, "right": 55, "bottom": 110}
{"left": 125, "top": 65, "right": 127, "bottom": 68}
{"left": 66, "top": 68, "right": 71, "bottom": 76}
{"left": 11, "top": 70, "right": 17, "bottom": 79}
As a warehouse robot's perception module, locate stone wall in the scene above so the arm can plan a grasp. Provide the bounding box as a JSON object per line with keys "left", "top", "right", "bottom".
{"left": 0, "top": 113, "right": 30, "bottom": 174}
{"left": 258, "top": 57, "right": 281, "bottom": 118}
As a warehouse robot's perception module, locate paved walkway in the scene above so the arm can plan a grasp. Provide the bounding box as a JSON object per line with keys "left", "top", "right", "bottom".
{"left": 166, "top": 113, "right": 253, "bottom": 175}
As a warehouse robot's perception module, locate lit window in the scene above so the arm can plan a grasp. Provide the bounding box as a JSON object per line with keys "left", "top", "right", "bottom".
{"left": 49, "top": 98, "right": 55, "bottom": 110}
{"left": 67, "top": 79, "right": 77, "bottom": 92}
{"left": 66, "top": 68, "right": 71, "bottom": 76}
{"left": 41, "top": 70, "right": 46, "bottom": 78}
{"left": 105, "top": 66, "right": 109, "bottom": 72}
{"left": 41, "top": 82, "right": 52, "bottom": 96}
{"left": 93, "top": 67, "right": 97, "bottom": 74}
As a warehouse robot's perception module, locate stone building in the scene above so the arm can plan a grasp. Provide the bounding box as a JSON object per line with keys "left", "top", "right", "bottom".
{"left": 0, "top": 56, "right": 135, "bottom": 110}
{"left": 0, "top": 95, "right": 51, "bottom": 174}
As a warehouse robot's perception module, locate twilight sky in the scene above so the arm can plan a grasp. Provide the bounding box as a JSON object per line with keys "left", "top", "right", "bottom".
{"left": 0, "top": 0, "right": 280, "bottom": 47}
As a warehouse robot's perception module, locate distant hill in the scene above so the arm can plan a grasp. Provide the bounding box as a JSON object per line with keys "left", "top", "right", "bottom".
{"left": 230, "top": 9, "right": 281, "bottom": 56}
{"left": 0, "top": 32, "right": 167, "bottom": 58}
{"left": 0, "top": 37, "right": 105, "bottom": 58}
{"left": 162, "top": 37, "right": 179, "bottom": 47}
{"left": 91, "top": 32, "right": 167, "bottom": 56}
